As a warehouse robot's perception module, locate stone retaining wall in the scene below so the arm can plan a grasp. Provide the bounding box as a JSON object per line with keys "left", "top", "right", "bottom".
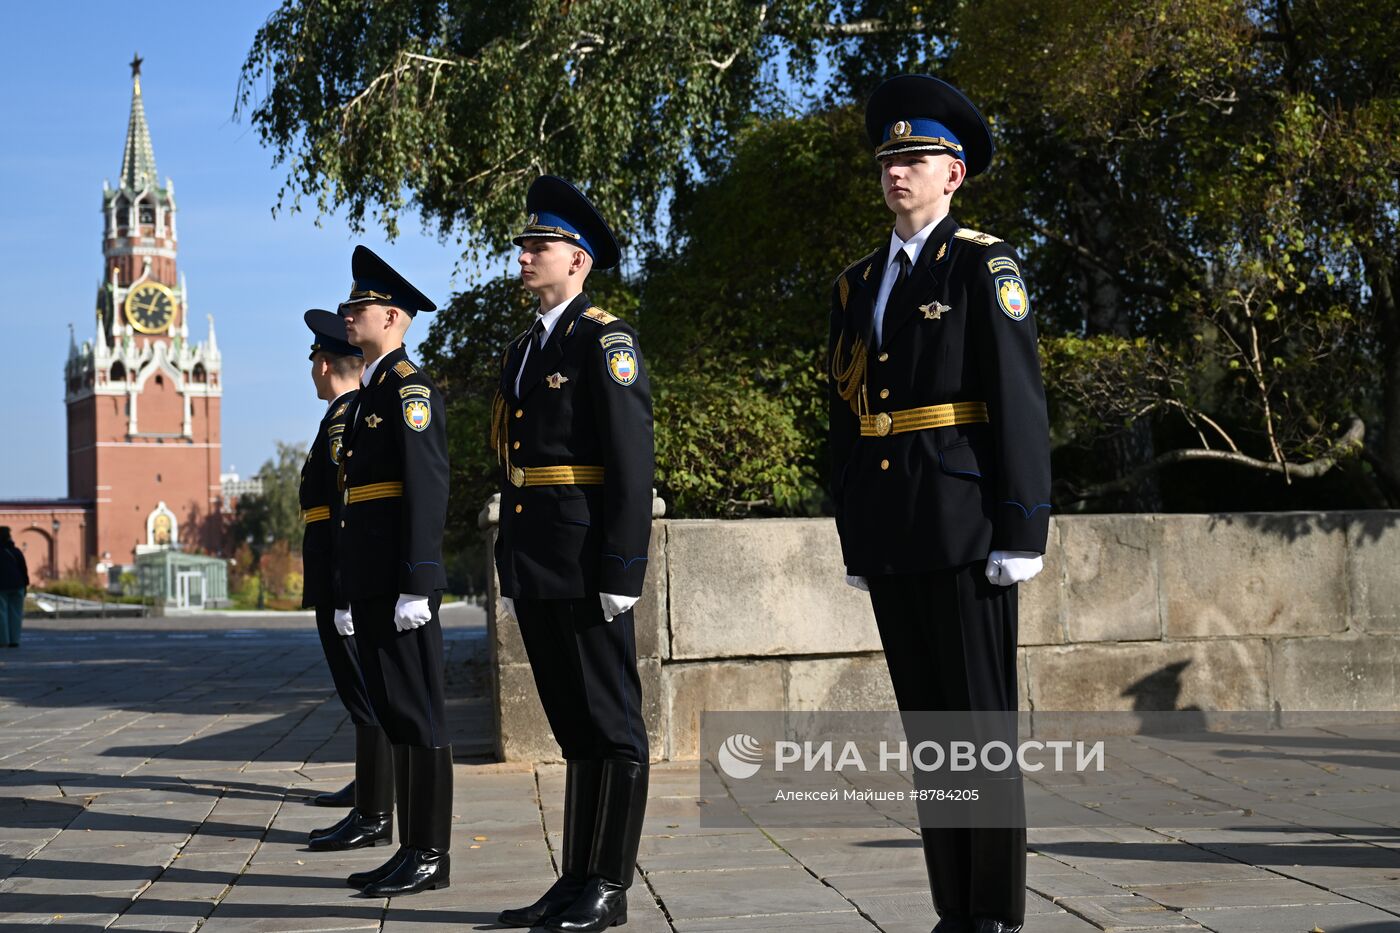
{"left": 485, "top": 512, "right": 1400, "bottom": 761}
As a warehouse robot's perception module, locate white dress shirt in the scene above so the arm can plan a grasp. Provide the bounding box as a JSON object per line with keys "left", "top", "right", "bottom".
{"left": 514, "top": 297, "right": 576, "bottom": 396}
{"left": 872, "top": 213, "right": 946, "bottom": 347}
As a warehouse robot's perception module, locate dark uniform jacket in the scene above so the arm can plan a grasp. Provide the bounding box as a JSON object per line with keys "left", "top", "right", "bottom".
{"left": 827, "top": 215, "right": 1052, "bottom": 576}
{"left": 0, "top": 543, "right": 27, "bottom": 590}
{"left": 300, "top": 389, "right": 355, "bottom": 610}
{"left": 493, "top": 293, "right": 654, "bottom": 600}
{"left": 337, "top": 346, "right": 449, "bottom": 601}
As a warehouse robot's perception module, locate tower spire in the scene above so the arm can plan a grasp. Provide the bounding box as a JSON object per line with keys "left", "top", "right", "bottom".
{"left": 119, "top": 53, "right": 158, "bottom": 191}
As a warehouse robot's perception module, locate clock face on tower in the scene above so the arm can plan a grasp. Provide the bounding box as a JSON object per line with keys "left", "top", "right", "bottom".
{"left": 124, "top": 282, "right": 176, "bottom": 334}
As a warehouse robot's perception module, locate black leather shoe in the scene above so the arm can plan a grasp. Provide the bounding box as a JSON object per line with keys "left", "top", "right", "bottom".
{"left": 308, "top": 810, "right": 392, "bottom": 851}
{"left": 499, "top": 759, "right": 604, "bottom": 927}
{"left": 311, "top": 808, "right": 355, "bottom": 841}
{"left": 971, "top": 921, "right": 1023, "bottom": 933}
{"left": 346, "top": 845, "right": 409, "bottom": 889}
{"left": 499, "top": 875, "right": 589, "bottom": 927}
{"left": 359, "top": 847, "right": 450, "bottom": 897}
{"left": 545, "top": 760, "right": 648, "bottom": 933}
{"left": 932, "top": 915, "right": 974, "bottom": 933}
{"left": 308, "top": 779, "right": 354, "bottom": 807}
{"left": 545, "top": 876, "right": 627, "bottom": 931}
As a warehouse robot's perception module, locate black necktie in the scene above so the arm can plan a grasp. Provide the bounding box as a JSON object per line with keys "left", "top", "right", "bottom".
{"left": 890, "top": 249, "right": 912, "bottom": 299}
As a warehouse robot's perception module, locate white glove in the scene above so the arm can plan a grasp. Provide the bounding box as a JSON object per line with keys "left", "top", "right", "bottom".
{"left": 393, "top": 593, "right": 432, "bottom": 631}
{"left": 600, "top": 592, "right": 638, "bottom": 622}
{"left": 985, "top": 550, "right": 1044, "bottom": 586}
{"left": 500, "top": 596, "right": 517, "bottom": 623}
{"left": 333, "top": 607, "right": 354, "bottom": 636}
{"left": 845, "top": 574, "right": 870, "bottom": 592}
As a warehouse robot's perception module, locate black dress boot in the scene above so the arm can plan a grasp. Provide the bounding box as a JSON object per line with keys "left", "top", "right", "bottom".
{"left": 361, "top": 744, "right": 453, "bottom": 897}
{"left": 923, "top": 827, "right": 972, "bottom": 932}
{"left": 498, "top": 759, "right": 604, "bottom": 927}
{"left": 347, "top": 743, "right": 412, "bottom": 888}
{"left": 310, "top": 724, "right": 393, "bottom": 850}
{"left": 308, "top": 779, "right": 355, "bottom": 807}
{"left": 546, "top": 759, "right": 648, "bottom": 932}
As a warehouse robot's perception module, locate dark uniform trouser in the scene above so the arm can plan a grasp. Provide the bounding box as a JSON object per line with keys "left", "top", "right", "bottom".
{"left": 868, "top": 562, "right": 1026, "bottom": 928}
{"left": 313, "top": 604, "right": 376, "bottom": 727}
{"left": 515, "top": 597, "right": 648, "bottom": 763}
{"left": 350, "top": 592, "right": 448, "bottom": 748}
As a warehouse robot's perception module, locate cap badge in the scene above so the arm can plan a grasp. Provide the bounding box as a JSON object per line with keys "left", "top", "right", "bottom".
{"left": 892, "top": 120, "right": 911, "bottom": 138}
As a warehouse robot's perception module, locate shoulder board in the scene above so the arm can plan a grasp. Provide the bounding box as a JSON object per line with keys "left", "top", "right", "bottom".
{"left": 393, "top": 360, "right": 417, "bottom": 378}
{"left": 835, "top": 249, "right": 880, "bottom": 285}
{"left": 581, "top": 307, "right": 618, "bottom": 325}
{"left": 953, "top": 228, "right": 1004, "bottom": 247}
{"left": 836, "top": 249, "right": 881, "bottom": 312}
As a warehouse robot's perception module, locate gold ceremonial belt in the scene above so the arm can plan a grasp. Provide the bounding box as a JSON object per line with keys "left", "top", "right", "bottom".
{"left": 509, "top": 465, "right": 605, "bottom": 488}
{"left": 345, "top": 481, "right": 405, "bottom": 504}
{"left": 302, "top": 506, "right": 331, "bottom": 524}
{"left": 859, "top": 401, "right": 989, "bottom": 437}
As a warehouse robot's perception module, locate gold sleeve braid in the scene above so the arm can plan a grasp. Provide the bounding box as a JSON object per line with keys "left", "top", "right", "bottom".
{"left": 490, "top": 390, "right": 510, "bottom": 466}
{"left": 489, "top": 343, "right": 514, "bottom": 469}
{"left": 829, "top": 273, "right": 870, "bottom": 416}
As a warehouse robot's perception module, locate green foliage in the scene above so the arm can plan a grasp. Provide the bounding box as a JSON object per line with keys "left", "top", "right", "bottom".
{"left": 246, "top": 0, "right": 1400, "bottom": 513}
{"left": 229, "top": 441, "right": 307, "bottom": 553}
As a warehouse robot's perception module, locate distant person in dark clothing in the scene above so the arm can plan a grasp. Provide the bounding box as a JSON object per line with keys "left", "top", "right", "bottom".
{"left": 0, "top": 527, "right": 29, "bottom": 648}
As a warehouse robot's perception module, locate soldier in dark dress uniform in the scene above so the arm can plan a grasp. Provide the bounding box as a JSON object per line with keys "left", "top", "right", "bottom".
{"left": 493, "top": 176, "right": 654, "bottom": 933}
{"left": 827, "top": 75, "right": 1052, "bottom": 933}
{"left": 298, "top": 309, "right": 396, "bottom": 852}
{"left": 333, "top": 247, "right": 453, "bottom": 897}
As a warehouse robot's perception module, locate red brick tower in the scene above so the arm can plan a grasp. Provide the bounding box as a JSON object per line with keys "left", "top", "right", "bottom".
{"left": 63, "top": 56, "right": 223, "bottom": 571}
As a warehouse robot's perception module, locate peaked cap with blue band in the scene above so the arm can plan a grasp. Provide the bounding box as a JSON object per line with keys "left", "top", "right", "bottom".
{"left": 304, "top": 308, "right": 363, "bottom": 359}
{"left": 337, "top": 245, "right": 437, "bottom": 316}
{"left": 512, "top": 175, "right": 621, "bottom": 270}
{"left": 865, "top": 74, "right": 995, "bottom": 177}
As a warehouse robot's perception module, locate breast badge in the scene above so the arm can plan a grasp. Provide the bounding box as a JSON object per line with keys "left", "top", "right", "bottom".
{"left": 606, "top": 348, "right": 638, "bottom": 386}
{"left": 921, "top": 301, "right": 950, "bottom": 320}
{"left": 365, "top": 413, "right": 383, "bottom": 429}
{"left": 546, "top": 372, "right": 570, "bottom": 389}
{"left": 402, "top": 399, "right": 431, "bottom": 432}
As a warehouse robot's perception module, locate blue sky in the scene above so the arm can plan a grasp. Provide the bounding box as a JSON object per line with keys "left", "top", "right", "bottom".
{"left": 0, "top": 3, "right": 501, "bottom": 496}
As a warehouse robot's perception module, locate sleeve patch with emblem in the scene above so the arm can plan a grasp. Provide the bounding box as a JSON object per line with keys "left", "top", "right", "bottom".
{"left": 327, "top": 424, "right": 346, "bottom": 464}
{"left": 600, "top": 332, "right": 634, "bottom": 350}
{"left": 995, "top": 275, "right": 1030, "bottom": 320}
{"left": 606, "top": 347, "right": 639, "bottom": 386}
{"left": 402, "top": 399, "right": 432, "bottom": 432}
{"left": 399, "top": 384, "right": 431, "bottom": 400}
{"left": 987, "top": 256, "right": 1020, "bottom": 276}
{"left": 393, "top": 360, "right": 417, "bottom": 378}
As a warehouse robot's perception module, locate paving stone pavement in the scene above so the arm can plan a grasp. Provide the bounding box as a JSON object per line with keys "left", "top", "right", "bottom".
{"left": 1, "top": 609, "right": 1398, "bottom": 931}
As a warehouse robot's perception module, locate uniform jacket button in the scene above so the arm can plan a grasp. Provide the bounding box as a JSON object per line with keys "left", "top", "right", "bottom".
{"left": 514, "top": 504, "right": 523, "bottom": 513}
{"left": 346, "top": 450, "right": 353, "bottom": 457}
{"left": 880, "top": 459, "right": 890, "bottom": 471}
{"left": 512, "top": 441, "right": 520, "bottom": 450}
{"left": 514, "top": 409, "right": 524, "bottom": 419}
{"left": 879, "top": 389, "right": 890, "bottom": 399}
{"left": 340, "top": 520, "right": 346, "bottom": 528}
{"left": 878, "top": 352, "right": 889, "bottom": 362}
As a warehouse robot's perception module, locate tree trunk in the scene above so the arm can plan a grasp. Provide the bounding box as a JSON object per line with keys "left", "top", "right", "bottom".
{"left": 1069, "top": 164, "right": 1164, "bottom": 510}
{"left": 1372, "top": 260, "right": 1400, "bottom": 490}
